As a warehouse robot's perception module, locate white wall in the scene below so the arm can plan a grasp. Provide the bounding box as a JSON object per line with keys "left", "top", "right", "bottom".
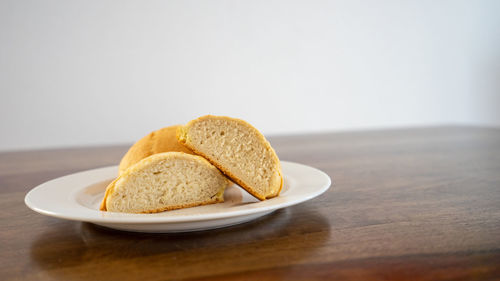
{"left": 1, "top": 0, "right": 499, "bottom": 151}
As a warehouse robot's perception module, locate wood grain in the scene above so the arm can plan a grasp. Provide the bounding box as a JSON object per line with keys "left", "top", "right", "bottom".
{"left": 1, "top": 126, "right": 499, "bottom": 280}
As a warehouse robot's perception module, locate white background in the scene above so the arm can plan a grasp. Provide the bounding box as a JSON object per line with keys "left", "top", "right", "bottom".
{"left": 1, "top": 0, "right": 499, "bottom": 151}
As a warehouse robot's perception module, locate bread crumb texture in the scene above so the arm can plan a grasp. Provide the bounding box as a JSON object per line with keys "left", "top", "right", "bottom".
{"left": 102, "top": 152, "right": 227, "bottom": 213}
{"left": 179, "top": 115, "right": 282, "bottom": 200}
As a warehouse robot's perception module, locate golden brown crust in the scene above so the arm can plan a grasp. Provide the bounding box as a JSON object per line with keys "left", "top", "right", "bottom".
{"left": 118, "top": 125, "right": 194, "bottom": 175}
{"left": 177, "top": 115, "right": 283, "bottom": 201}
{"left": 99, "top": 178, "right": 117, "bottom": 211}
{"left": 267, "top": 169, "right": 284, "bottom": 199}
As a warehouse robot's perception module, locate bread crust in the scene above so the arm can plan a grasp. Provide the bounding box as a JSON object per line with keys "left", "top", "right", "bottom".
{"left": 177, "top": 115, "right": 283, "bottom": 201}
{"left": 100, "top": 152, "right": 227, "bottom": 213}
{"left": 118, "top": 125, "right": 194, "bottom": 175}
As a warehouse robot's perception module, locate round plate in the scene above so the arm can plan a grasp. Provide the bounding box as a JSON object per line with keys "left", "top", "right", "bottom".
{"left": 25, "top": 161, "right": 331, "bottom": 233}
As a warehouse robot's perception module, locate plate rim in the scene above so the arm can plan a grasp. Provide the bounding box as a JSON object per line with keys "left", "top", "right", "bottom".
{"left": 24, "top": 161, "right": 331, "bottom": 224}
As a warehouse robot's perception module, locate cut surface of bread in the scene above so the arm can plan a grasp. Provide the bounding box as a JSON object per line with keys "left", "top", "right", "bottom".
{"left": 100, "top": 152, "right": 228, "bottom": 213}
{"left": 177, "top": 115, "right": 283, "bottom": 200}
{"left": 118, "top": 125, "right": 194, "bottom": 175}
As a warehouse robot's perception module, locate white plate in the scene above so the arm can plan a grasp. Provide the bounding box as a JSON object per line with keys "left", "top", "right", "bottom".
{"left": 25, "top": 161, "right": 331, "bottom": 233}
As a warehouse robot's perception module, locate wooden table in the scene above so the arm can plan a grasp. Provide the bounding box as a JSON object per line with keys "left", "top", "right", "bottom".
{"left": 1, "top": 127, "right": 499, "bottom": 280}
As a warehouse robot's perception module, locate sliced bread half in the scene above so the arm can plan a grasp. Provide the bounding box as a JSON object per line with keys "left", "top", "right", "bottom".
{"left": 100, "top": 152, "right": 228, "bottom": 213}
{"left": 177, "top": 115, "right": 283, "bottom": 200}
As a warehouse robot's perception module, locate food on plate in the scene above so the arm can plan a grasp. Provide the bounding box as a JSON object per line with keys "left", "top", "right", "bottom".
{"left": 118, "top": 125, "right": 194, "bottom": 175}
{"left": 177, "top": 115, "right": 283, "bottom": 200}
{"left": 100, "top": 152, "right": 228, "bottom": 213}
{"left": 100, "top": 115, "right": 283, "bottom": 214}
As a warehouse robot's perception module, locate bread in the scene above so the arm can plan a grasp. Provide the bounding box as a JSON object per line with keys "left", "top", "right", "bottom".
{"left": 100, "top": 152, "right": 228, "bottom": 213}
{"left": 118, "top": 125, "right": 194, "bottom": 175}
{"left": 177, "top": 115, "right": 283, "bottom": 200}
